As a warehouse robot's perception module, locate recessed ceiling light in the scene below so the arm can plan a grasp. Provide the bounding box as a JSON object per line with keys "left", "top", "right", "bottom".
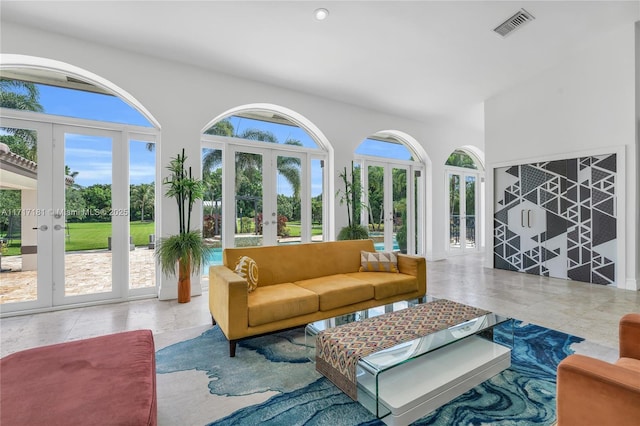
{"left": 314, "top": 8, "right": 329, "bottom": 21}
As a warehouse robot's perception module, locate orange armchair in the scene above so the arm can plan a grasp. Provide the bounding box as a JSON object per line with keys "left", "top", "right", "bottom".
{"left": 556, "top": 313, "right": 640, "bottom": 426}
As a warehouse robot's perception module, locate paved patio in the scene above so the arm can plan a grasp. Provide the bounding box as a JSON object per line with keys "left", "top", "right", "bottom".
{"left": 0, "top": 248, "right": 156, "bottom": 304}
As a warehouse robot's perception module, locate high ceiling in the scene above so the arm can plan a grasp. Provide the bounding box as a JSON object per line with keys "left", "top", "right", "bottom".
{"left": 1, "top": 1, "right": 638, "bottom": 123}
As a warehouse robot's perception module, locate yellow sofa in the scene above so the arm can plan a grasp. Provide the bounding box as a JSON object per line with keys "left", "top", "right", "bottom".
{"left": 556, "top": 313, "right": 640, "bottom": 426}
{"left": 209, "top": 239, "right": 427, "bottom": 356}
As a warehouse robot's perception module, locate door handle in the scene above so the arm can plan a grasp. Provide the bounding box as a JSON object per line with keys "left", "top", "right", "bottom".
{"left": 527, "top": 210, "right": 532, "bottom": 228}
{"left": 54, "top": 224, "right": 64, "bottom": 231}
{"left": 521, "top": 210, "right": 526, "bottom": 228}
{"left": 32, "top": 225, "right": 48, "bottom": 231}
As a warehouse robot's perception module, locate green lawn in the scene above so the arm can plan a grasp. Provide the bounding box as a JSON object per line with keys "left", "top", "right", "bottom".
{"left": 0, "top": 220, "right": 324, "bottom": 254}
{"left": 286, "top": 221, "right": 323, "bottom": 237}
{"left": 0, "top": 222, "right": 155, "bottom": 254}
{"left": 64, "top": 221, "right": 155, "bottom": 251}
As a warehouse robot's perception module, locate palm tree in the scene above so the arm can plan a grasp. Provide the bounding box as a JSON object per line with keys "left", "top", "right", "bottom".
{"left": 0, "top": 78, "right": 44, "bottom": 160}
{"left": 201, "top": 127, "right": 302, "bottom": 198}
{"left": 133, "top": 183, "right": 154, "bottom": 221}
{"left": 277, "top": 139, "right": 303, "bottom": 199}
{"left": 205, "top": 119, "right": 234, "bottom": 137}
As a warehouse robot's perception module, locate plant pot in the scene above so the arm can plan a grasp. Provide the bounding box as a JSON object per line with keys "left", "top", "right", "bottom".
{"left": 178, "top": 256, "right": 191, "bottom": 303}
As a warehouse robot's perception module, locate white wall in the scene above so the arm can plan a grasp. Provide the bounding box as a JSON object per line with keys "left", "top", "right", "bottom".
{"left": 485, "top": 22, "right": 639, "bottom": 290}
{"left": 1, "top": 21, "right": 484, "bottom": 300}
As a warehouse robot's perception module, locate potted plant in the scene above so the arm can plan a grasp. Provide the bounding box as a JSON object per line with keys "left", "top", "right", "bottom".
{"left": 155, "top": 149, "right": 212, "bottom": 303}
{"left": 336, "top": 162, "right": 369, "bottom": 240}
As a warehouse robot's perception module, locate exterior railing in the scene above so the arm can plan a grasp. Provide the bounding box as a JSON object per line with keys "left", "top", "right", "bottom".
{"left": 449, "top": 215, "right": 476, "bottom": 247}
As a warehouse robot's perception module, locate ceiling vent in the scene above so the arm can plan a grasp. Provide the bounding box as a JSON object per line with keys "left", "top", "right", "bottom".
{"left": 493, "top": 9, "right": 535, "bottom": 37}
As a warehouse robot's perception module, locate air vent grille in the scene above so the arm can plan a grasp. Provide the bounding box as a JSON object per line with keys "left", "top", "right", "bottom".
{"left": 494, "top": 9, "right": 535, "bottom": 37}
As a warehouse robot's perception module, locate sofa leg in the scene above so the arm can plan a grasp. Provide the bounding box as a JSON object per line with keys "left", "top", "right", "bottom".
{"left": 211, "top": 315, "right": 216, "bottom": 326}
{"left": 229, "top": 340, "right": 237, "bottom": 357}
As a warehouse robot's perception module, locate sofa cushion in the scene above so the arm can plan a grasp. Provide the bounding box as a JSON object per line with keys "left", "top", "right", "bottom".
{"left": 223, "top": 240, "right": 376, "bottom": 286}
{"left": 248, "top": 283, "right": 319, "bottom": 327}
{"left": 295, "top": 275, "right": 374, "bottom": 311}
{"left": 346, "top": 271, "right": 418, "bottom": 300}
{"left": 360, "top": 250, "right": 399, "bottom": 273}
{"left": 615, "top": 357, "right": 640, "bottom": 374}
{"left": 234, "top": 255, "right": 259, "bottom": 292}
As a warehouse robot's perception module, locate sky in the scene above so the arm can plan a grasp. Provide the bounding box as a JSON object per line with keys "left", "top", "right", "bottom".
{"left": 35, "top": 83, "right": 412, "bottom": 193}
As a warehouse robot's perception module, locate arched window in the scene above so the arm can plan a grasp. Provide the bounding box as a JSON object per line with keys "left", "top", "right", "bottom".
{"left": 354, "top": 132, "right": 425, "bottom": 255}
{"left": 201, "top": 107, "right": 329, "bottom": 268}
{"left": 0, "top": 58, "right": 160, "bottom": 315}
{"left": 444, "top": 148, "right": 484, "bottom": 254}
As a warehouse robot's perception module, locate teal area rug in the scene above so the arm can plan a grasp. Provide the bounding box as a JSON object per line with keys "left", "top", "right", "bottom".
{"left": 155, "top": 321, "right": 582, "bottom": 425}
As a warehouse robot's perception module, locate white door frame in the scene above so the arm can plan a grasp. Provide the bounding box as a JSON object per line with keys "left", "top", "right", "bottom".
{"left": 0, "top": 109, "right": 159, "bottom": 316}
{"left": 217, "top": 140, "right": 320, "bottom": 249}
{"left": 357, "top": 156, "right": 423, "bottom": 254}
{"left": 445, "top": 167, "right": 481, "bottom": 254}
{"left": 52, "top": 124, "right": 125, "bottom": 306}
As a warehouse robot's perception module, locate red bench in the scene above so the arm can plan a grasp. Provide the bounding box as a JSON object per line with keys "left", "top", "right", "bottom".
{"left": 1, "top": 330, "right": 157, "bottom": 426}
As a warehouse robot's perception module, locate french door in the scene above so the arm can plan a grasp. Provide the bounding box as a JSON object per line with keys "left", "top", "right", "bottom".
{"left": 0, "top": 112, "right": 157, "bottom": 315}
{"left": 221, "top": 143, "right": 316, "bottom": 248}
{"left": 359, "top": 158, "right": 423, "bottom": 255}
{"left": 446, "top": 169, "right": 480, "bottom": 253}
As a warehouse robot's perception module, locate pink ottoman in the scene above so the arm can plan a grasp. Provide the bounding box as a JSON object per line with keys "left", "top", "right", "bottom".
{"left": 1, "top": 330, "right": 157, "bottom": 426}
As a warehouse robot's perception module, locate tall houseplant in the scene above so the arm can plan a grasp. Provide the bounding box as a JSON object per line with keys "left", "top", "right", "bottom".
{"left": 336, "top": 162, "right": 369, "bottom": 240}
{"left": 155, "top": 149, "right": 212, "bottom": 303}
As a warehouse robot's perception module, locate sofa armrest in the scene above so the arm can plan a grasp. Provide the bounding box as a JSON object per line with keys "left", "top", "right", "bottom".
{"left": 620, "top": 313, "right": 640, "bottom": 360}
{"left": 557, "top": 354, "right": 640, "bottom": 426}
{"left": 209, "top": 265, "right": 249, "bottom": 340}
{"left": 397, "top": 254, "right": 427, "bottom": 296}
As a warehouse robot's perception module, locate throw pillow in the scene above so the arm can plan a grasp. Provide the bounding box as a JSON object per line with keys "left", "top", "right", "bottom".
{"left": 359, "top": 250, "right": 399, "bottom": 273}
{"left": 234, "top": 256, "right": 259, "bottom": 292}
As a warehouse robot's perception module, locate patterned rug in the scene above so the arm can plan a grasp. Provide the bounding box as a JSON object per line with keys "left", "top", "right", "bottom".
{"left": 155, "top": 320, "right": 584, "bottom": 426}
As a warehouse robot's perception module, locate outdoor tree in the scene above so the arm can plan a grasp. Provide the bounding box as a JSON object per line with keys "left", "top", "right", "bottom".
{"left": 82, "top": 184, "right": 112, "bottom": 221}
{"left": 202, "top": 127, "right": 303, "bottom": 211}
{"left": 367, "top": 166, "right": 384, "bottom": 230}
{"left": 132, "top": 183, "right": 154, "bottom": 222}
{"left": 0, "top": 78, "right": 43, "bottom": 160}
{"left": 311, "top": 194, "right": 323, "bottom": 225}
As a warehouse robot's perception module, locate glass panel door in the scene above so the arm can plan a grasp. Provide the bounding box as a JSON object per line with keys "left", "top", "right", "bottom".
{"left": 275, "top": 152, "right": 303, "bottom": 245}
{"left": 310, "top": 158, "right": 325, "bottom": 242}
{"left": 0, "top": 119, "right": 52, "bottom": 313}
{"left": 128, "top": 138, "right": 156, "bottom": 294}
{"left": 392, "top": 167, "right": 408, "bottom": 253}
{"left": 54, "top": 126, "right": 122, "bottom": 305}
{"left": 448, "top": 170, "right": 479, "bottom": 253}
{"left": 234, "top": 149, "right": 264, "bottom": 248}
{"left": 366, "top": 164, "right": 384, "bottom": 249}
{"left": 217, "top": 144, "right": 317, "bottom": 250}
{"left": 363, "top": 162, "right": 412, "bottom": 252}
{"left": 464, "top": 175, "right": 477, "bottom": 249}
{"left": 448, "top": 172, "right": 462, "bottom": 251}
{"left": 202, "top": 146, "right": 223, "bottom": 271}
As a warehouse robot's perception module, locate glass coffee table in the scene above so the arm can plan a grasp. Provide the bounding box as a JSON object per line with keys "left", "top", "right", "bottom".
{"left": 305, "top": 298, "right": 513, "bottom": 426}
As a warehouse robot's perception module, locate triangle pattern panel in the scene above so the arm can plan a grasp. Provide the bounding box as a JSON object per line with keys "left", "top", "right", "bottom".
{"left": 493, "top": 153, "right": 617, "bottom": 286}
{"left": 506, "top": 165, "right": 519, "bottom": 177}
{"left": 521, "top": 164, "right": 550, "bottom": 196}
{"left": 593, "top": 154, "right": 616, "bottom": 172}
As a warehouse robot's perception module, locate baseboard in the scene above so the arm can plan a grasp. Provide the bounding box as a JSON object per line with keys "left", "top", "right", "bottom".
{"left": 624, "top": 277, "right": 639, "bottom": 291}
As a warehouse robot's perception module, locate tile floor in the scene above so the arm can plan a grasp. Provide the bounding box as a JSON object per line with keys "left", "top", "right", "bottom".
{"left": 1, "top": 252, "right": 638, "bottom": 360}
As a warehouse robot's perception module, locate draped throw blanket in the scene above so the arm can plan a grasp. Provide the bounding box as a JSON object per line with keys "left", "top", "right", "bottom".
{"left": 315, "top": 299, "right": 490, "bottom": 400}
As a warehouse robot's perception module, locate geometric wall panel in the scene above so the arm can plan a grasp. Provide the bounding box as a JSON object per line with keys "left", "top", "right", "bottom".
{"left": 494, "top": 153, "right": 617, "bottom": 285}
